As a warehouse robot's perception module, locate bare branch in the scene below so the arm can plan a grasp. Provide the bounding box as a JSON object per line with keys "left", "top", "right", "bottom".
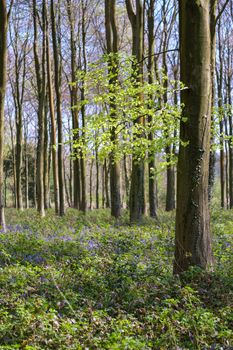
{"left": 215, "top": 0, "right": 231, "bottom": 24}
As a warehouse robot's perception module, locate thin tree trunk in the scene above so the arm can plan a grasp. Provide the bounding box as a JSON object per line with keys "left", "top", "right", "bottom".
{"left": 51, "top": 0, "right": 65, "bottom": 216}
{"left": 33, "top": 0, "right": 46, "bottom": 217}
{"left": 227, "top": 49, "right": 233, "bottom": 207}
{"left": 44, "top": 96, "right": 49, "bottom": 210}
{"left": 0, "top": 0, "right": 8, "bottom": 229}
{"left": 9, "top": 114, "right": 16, "bottom": 208}
{"left": 96, "top": 146, "right": 99, "bottom": 209}
{"left": 66, "top": 0, "right": 81, "bottom": 210}
{"left": 24, "top": 121, "right": 29, "bottom": 209}
{"left": 45, "top": 1, "right": 59, "bottom": 214}
{"left": 104, "top": 159, "right": 110, "bottom": 208}
{"left": 147, "top": 0, "right": 158, "bottom": 218}
{"left": 217, "top": 18, "right": 225, "bottom": 208}
{"left": 105, "top": 0, "right": 121, "bottom": 218}
{"left": 102, "top": 164, "right": 105, "bottom": 208}
{"left": 89, "top": 158, "right": 94, "bottom": 209}
{"left": 126, "top": 0, "right": 145, "bottom": 222}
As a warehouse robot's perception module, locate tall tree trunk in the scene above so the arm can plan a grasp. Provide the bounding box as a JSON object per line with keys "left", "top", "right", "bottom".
{"left": 126, "top": 0, "right": 145, "bottom": 222}
{"left": 96, "top": 145, "right": 99, "bottom": 209}
{"left": 147, "top": 0, "right": 158, "bottom": 218}
{"left": 44, "top": 97, "right": 49, "bottom": 210}
{"left": 123, "top": 154, "right": 130, "bottom": 207}
{"left": 79, "top": 0, "right": 87, "bottom": 213}
{"left": 15, "top": 102, "right": 23, "bottom": 210}
{"left": 24, "top": 120, "right": 29, "bottom": 209}
{"left": 208, "top": 1, "right": 217, "bottom": 202}
{"left": 45, "top": 1, "right": 59, "bottom": 214}
{"left": 102, "top": 164, "right": 105, "bottom": 208}
{"left": 104, "top": 159, "right": 110, "bottom": 208}
{"left": 51, "top": 0, "right": 65, "bottom": 216}
{"left": 33, "top": 141, "right": 37, "bottom": 209}
{"left": 33, "top": 0, "right": 46, "bottom": 217}
{"left": 227, "top": 47, "right": 233, "bottom": 207}
{"left": 66, "top": 0, "right": 81, "bottom": 210}
{"left": 174, "top": 0, "right": 215, "bottom": 274}
{"left": 105, "top": 0, "right": 121, "bottom": 218}
{"left": 0, "top": 0, "right": 7, "bottom": 229}
{"left": 161, "top": 2, "right": 175, "bottom": 212}
{"left": 89, "top": 158, "right": 94, "bottom": 209}
{"left": 217, "top": 18, "right": 225, "bottom": 208}
{"left": 9, "top": 114, "right": 16, "bottom": 208}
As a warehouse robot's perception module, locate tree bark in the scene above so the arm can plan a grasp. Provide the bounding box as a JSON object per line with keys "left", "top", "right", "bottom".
{"left": 33, "top": 0, "right": 46, "bottom": 217}
{"left": 66, "top": 0, "right": 81, "bottom": 210}
{"left": 174, "top": 0, "right": 215, "bottom": 274}
{"left": 51, "top": 0, "right": 65, "bottom": 216}
{"left": 147, "top": 0, "right": 158, "bottom": 218}
{"left": 105, "top": 0, "right": 121, "bottom": 218}
{"left": 126, "top": 0, "right": 145, "bottom": 222}
{"left": 45, "top": 0, "right": 59, "bottom": 214}
{"left": 0, "top": 0, "right": 8, "bottom": 229}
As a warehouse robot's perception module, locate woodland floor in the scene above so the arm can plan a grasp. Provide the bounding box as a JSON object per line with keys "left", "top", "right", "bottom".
{"left": 0, "top": 208, "right": 232, "bottom": 349}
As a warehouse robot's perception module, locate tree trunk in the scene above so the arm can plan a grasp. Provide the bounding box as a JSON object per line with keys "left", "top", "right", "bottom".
{"left": 9, "top": 114, "right": 16, "bottom": 208}
{"left": 0, "top": 0, "right": 8, "bottom": 228}
{"left": 104, "top": 159, "right": 110, "bottom": 208}
{"left": 51, "top": 0, "right": 65, "bottom": 216}
{"left": 33, "top": 0, "right": 46, "bottom": 217}
{"left": 66, "top": 0, "right": 81, "bottom": 210}
{"left": 126, "top": 0, "right": 145, "bottom": 222}
{"left": 44, "top": 96, "right": 49, "bottom": 210}
{"left": 89, "top": 158, "right": 94, "bottom": 209}
{"left": 105, "top": 0, "right": 121, "bottom": 218}
{"left": 24, "top": 121, "right": 29, "bottom": 209}
{"left": 174, "top": 0, "right": 215, "bottom": 274}
{"left": 227, "top": 48, "right": 233, "bottom": 207}
{"left": 45, "top": 1, "right": 59, "bottom": 214}
{"left": 96, "top": 146, "right": 99, "bottom": 209}
{"left": 147, "top": 0, "right": 158, "bottom": 218}
{"left": 217, "top": 18, "right": 226, "bottom": 209}
{"left": 208, "top": 1, "right": 217, "bottom": 202}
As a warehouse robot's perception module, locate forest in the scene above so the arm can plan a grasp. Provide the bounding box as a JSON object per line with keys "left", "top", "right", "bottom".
{"left": 0, "top": 0, "right": 232, "bottom": 349}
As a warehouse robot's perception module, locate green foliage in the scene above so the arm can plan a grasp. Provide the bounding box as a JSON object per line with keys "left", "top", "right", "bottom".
{"left": 0, "top": 208, "right": 232, "bottom": 349}
{"left": 71, "top": 54, "right": 184, "bottom": 165}
{"left": 211, "top": 104, "right": 233, "bottom": 151}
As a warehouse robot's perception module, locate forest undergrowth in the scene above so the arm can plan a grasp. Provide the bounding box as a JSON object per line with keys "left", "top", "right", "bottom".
{"left": 0, "top": 208, "right": 232, "bottom": 350}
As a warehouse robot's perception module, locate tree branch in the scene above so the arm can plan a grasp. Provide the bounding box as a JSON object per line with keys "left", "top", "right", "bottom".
{"left": 125, "top": 0, "right": 136, "bottom": 25}
{"left": 215, "top": 0, "right": 230, "bottom": 24}
{"left": 140, "top": 48, "right": 179, "bottom": 65}
{"left": 7, "top": 0, "right": 14, "bottom": 20}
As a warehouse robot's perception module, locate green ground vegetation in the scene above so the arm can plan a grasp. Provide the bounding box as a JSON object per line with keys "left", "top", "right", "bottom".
{"left": 0, "top": 208, "right": 232, "bottom": 349}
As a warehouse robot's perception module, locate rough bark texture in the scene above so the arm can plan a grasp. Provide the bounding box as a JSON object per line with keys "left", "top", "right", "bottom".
{"left": 66, "top": 0, "right": 81, "bottom": 210}
{"left": 80, "top": 0, "right": 87, "bottom": 213}
{"left": 216, "top": 18, "right": 225, "bottom": 208}
{"left": 174, "top": 0, "right": 214, "bottom": 274}
{"left": 227, "top": 47, "right": 233, "bottom": 207}
{"left": 33, "top": 0, "right": 46, "bottom": 217}
{"left": 51, "top": 0, "right": 65, "bottom": 216}
{"left": 105, "top": 0, "right": 121, "bottom": 218}
{"left": 126, "top": 0, "right": 145, "bottom": 222}
{"left": 0, "top": 0, "right": 7, "bottom": 229}
{"left": 44, "top": 98, "right": 49, "bottom": 210}
{"left": 147, "top": 0, "right": 158, "bottom": 218}
{"left": 45, "top": 0, "right": 59, "bottom": 214}
{"left": 208, "top": 0, "right": 217, "bottom": 202}
{"left": 162, "top": 2, "right": 175, "bottom": 212}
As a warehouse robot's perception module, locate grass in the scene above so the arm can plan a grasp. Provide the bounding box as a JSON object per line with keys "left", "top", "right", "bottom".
{"left": 0, "top": 208, "right": 232, "bottom": 349}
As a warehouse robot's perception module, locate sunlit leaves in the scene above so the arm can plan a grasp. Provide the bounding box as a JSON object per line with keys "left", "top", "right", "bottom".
{"left": 71, "top": 53, "right": 184, "bottom": 165}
